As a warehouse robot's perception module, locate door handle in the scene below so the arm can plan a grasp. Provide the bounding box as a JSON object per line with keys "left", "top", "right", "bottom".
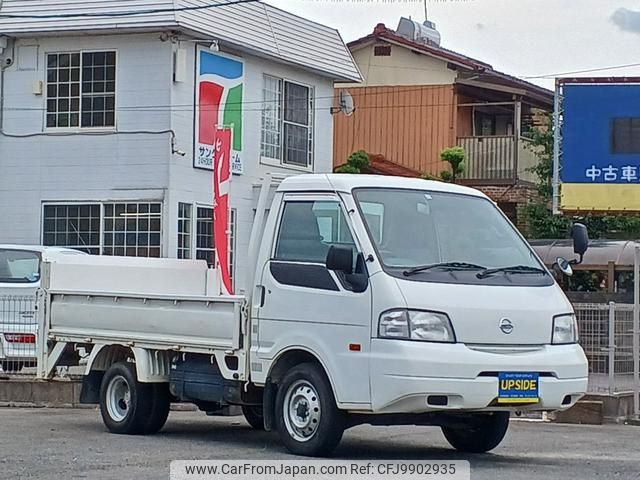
{"left": 255, "top": 285, "right": 266, "bottom": 308}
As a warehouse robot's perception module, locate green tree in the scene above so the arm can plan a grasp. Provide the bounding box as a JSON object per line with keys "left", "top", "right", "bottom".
{"left": 422, "top": 146, "right": 466, "bottom": 183}
{"left": 335, "top": 150, "right": 370, "bottom": 174}
{"left": 525, "top": 116, "right": 640, "bottom": 239}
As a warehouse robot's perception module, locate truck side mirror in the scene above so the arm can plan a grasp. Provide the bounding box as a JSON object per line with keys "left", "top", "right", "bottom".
{"left": 571, "top": 223, "right": 589, "bottom": 265}
{"left": 326, "top": 245, "right": 354, "bottom": 274}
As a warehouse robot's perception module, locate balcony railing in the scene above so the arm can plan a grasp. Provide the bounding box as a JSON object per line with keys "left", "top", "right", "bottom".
{"left": 457, "top": 136, "right": 539, "bottom": 184}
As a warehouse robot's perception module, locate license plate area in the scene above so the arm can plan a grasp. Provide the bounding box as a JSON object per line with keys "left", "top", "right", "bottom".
{"left": 498, "top": 372, "right": 539, "bottom": 404}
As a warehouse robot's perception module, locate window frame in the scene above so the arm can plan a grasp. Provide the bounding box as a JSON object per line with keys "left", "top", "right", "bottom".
{"left": 44, "top": 49, "right": 118, "bottom": 131}
{"left": 195, "top": 204, "right": 215, "bottom": 267}
{"left": 271, "top": 194, "right": 357, "bottom": 265}
{"left": 611, "top": 117, "right": 640, "bottom": 154}
{"left": 260, "top": 74, "right": 315, "bottom": 172}
{"left": 41, "top": 200, "right": 162, "bottom": 257}
{"left": 177, "top": 203, "right": 193, "bottom": 260}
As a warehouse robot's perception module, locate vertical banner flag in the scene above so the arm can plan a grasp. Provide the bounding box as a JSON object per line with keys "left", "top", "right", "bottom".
{"left": 195, "top": 48, "right": 244, "bottom": 174}
{"left": 213, "top": 128, "right": 233, "bottom": 295}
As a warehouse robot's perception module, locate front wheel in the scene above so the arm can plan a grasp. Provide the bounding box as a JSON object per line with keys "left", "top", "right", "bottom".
{"left": 441, "top": 412, "right": 510, "bottom": 453}
{"left": 275, "top": 363, "right": 345, "bottom": 457}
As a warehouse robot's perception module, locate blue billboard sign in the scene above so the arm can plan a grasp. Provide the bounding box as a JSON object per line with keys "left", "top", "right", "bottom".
{"left": 562, "top": 83, "right": 640, "bottom": 184}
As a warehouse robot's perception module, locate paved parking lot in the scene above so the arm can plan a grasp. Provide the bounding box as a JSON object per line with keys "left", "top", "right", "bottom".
{"left": 1, "top": 408, "right": 639, "bottom": 480}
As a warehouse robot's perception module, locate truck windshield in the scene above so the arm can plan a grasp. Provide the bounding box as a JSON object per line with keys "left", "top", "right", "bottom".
{"left": 354, "top": 188, "right": 546, "bottom": 284}
{"left": 0, "top": 249, "right": 41, "bottom": 284}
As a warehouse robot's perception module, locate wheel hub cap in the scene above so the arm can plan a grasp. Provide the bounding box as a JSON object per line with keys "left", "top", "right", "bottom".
{"left": 283, "top": 380, "right": 321, "bottom": 442}
{"left": 106, "top": 375, "right": 130, "bottom": 422}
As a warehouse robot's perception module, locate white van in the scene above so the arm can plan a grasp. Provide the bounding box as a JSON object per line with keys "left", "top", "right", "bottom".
{"left": 35, "top": 175, "right": 589, "bottom": 456}
{"left": 0, "top": 245, "right": 87, "bottom": 371}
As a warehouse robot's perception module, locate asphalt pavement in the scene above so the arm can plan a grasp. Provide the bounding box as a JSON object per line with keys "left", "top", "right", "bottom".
{"left": 1, "top": 408, "right": 638, "bottom": 480}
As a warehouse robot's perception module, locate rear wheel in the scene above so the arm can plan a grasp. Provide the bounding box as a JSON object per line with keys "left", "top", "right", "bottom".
{"left": 99, "top": 362, "right": 153, "bottom": 435}
{"left": 441, "top": 412, "right": 510, "bottom": 453}
{"left": 275, "top": 363, "right": 345, "bottom": 457}
{"left": 143, "top": 383, "right": 171, "bottom": 434}
{"left": 242, "top": 405, "right": 265, "bottom": 430}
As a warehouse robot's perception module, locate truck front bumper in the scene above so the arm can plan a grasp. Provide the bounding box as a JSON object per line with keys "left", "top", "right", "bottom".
{"left": 369, "top": 340, "right": 588, "bottom": 414}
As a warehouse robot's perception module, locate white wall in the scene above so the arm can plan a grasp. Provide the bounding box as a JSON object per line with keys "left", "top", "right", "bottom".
{"left": 0, "top": 33, "right": 172, "bottom": 244}
{"left": 0, "top": 32, "right": 336, "bottom": 292}
{"left": 166, "top": 42, "right": 335, "bottom": 292}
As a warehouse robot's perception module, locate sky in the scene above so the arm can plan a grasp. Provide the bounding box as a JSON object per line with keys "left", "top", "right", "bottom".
{"left": 266, "top": 0, "right": 640, "bottom": 90}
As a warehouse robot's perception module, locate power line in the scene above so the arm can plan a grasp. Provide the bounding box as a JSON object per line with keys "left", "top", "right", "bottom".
{"left": 521, "top": 62, "right": 640, "bottom": 80}
{"left": 4, "top": 100, "right": 456, "bottom": 113}
{"left": 0, "top": 0, "right": 260, "bottom": 19}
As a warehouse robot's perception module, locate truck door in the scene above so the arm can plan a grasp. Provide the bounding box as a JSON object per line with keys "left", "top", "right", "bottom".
{"left": 255, "top": 194, "right": 372, "bottom": 406}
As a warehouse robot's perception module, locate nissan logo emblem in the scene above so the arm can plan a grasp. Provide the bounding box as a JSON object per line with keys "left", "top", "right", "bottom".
{"left": 499, "top": 318, "right": 514, "bottom": 334}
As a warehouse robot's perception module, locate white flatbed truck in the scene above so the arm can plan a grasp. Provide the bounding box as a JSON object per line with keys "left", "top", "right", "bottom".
{"left": 36, "top": 174, "right": 589, "bottom": 457}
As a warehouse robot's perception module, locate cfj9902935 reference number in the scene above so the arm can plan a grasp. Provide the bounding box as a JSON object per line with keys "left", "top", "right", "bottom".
{"left": 375, "top": 463, "right": 457, "bottom": 475}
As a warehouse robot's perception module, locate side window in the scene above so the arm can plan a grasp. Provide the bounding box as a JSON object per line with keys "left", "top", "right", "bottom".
{"left": 274, "top": 201, "right": 355, "bottom": 263}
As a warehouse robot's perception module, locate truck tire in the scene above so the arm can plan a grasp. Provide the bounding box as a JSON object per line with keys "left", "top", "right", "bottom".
{"left": 99, "top": 362, "right": 153, "bottom": 435}
{"left": 242, "top": 405, "right": 265, "bottom": 430}
{"left": 143, "top": 383, "right": 171, "bottom": 434}
{"left": 441, "top": 412, "right": 510, "bottom": 453}
{"left": 275, "top": 363, "right": 345, "bottom": 457}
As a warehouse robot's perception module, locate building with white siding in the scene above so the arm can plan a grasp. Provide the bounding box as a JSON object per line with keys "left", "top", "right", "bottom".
{"left": 0, "top": 0, "right": 361, "bottom": 291}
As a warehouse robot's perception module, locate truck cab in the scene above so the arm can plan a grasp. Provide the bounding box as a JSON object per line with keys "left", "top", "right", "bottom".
{"left": 247, "top": 174, "right": 588, "bottom": 454}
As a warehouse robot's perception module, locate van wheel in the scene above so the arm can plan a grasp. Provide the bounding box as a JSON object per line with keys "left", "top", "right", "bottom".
{"left": 441, "top": 412, "right": 510, "bottom": 453}
{"left": 242, "top": 405, "right": 265, "bottom": 430}
{"left": 275, "top": 363, "right": 344, "bottom": 457}
{"left": 1, "top": 361, "right": 23, "bottom": 372}
{"left": 99, "top": 362, "right": 153, "bottom": 435}
{"left": 143, "top": 383, "right": 171, "bottom": 434}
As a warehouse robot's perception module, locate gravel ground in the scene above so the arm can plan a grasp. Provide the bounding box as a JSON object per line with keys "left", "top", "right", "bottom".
{"left": 0, "top": 408, "right": 639, "bottom": 480}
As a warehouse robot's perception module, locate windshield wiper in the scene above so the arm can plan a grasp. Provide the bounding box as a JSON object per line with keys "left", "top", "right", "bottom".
{"left": 476, "top": 265, "right": 546, "bottom": 279}
{"left": 403, "top": 262, "right": 487, "bottom": 276}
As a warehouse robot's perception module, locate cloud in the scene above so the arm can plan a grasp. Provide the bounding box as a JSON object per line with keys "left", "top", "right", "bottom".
{"left": 611, "top": 7, "right": 640, "bottom": 33}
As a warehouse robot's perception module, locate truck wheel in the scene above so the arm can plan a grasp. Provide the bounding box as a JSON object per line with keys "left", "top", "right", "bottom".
{"left": 143, "top": 383, "right": 171, "bottom": 434}
{"left": 275, "top": 363, "right": 345, "bottom": 457}
{"left": 99, "top": 362, "right": 153, "bottom": 435}
{"left": 441, "top": 412, "right": 510, "bottom": 453}
{"left": 242, "top": 405, "right": 265, "bottom": 430}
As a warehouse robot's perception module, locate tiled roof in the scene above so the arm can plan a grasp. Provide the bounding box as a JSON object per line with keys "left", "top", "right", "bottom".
{"left": 349, "top": 23, "right": 552, "bottom": 102}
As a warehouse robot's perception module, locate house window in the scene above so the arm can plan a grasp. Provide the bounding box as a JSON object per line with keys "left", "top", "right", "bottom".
{"left": 42, "top": 204, "right": 101, "bottom": 254}
{"left": 46, "top": 51, "right": 116, "bottom": 128}
{"left": 43, "top": 202, "right": 161, "bottom": 256}
{"left": 261, "top": 75, "right": 314, "bottom": 168}
{"left": 611, "top": 118, "right": 640, "bottom": 154}
{"left": 177, "top": 203, "right": 192, "bottom": 259}
{"left": 196, "top": 207, "right": 214, "bottom": 267}
{"left": 102, "top": 202, "right": 162, "bottom": 257}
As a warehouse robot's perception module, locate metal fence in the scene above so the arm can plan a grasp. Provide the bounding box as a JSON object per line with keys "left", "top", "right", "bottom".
{"left": 575, "top": 302, "right": 639, "bottom": 395}
{"left": 0, "top": 295, "right": 38, "bottom": 375}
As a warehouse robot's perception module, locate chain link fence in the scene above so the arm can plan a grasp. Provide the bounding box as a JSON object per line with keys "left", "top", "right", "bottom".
{"left": 575, "top": 302, "right": 638, "bottom": 395}
{"left": 0, "top": 295, "right": 38, "bottom": 375}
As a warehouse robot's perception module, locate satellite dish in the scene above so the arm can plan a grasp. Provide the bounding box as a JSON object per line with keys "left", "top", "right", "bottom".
{"left": 332, "top": 90, "right": 356, "bottom": 116}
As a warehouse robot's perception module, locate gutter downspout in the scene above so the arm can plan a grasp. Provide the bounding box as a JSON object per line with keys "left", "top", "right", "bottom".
{"left": 0, "top": 35, "right": 16, "bottom": 134}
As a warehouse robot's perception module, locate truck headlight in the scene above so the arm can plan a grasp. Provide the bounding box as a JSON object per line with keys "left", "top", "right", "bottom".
{"left": 552, "top": 314, "right": 578, "bottom": 344}
{"left": 379, "top": 309, "right": 455, "bottom": 343}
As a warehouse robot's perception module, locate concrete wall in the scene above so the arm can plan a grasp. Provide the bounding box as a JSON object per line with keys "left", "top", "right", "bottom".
{"left": 0, "top": 32, "right": 335, "bottom": 291}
